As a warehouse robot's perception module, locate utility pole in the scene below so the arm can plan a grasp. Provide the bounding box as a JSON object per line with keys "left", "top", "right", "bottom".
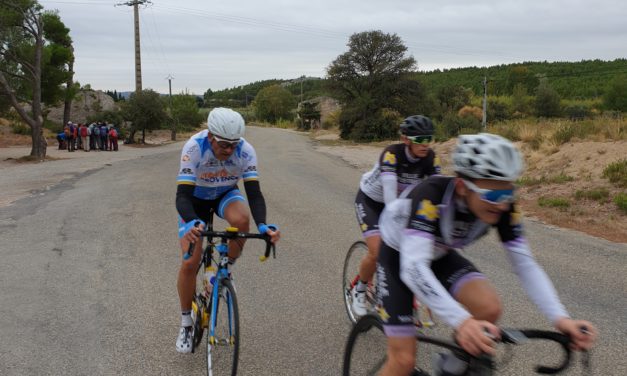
{"left": 115, "top": 0, "right": 151, "bottom": 93}
{"left": 482, "top": 76, "right": 488, "bottom": 130}
{"left": 167, "top": 74, "right": 175, "bottom": 140}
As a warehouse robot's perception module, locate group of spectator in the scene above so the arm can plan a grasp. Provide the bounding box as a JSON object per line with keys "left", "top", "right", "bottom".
{"left": 56, "top": 121, "right": 120, "bottom": 152}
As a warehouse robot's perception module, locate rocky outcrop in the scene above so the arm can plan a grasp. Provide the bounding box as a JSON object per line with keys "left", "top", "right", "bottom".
{"left": 46, "top": 90, "right": 118, "bottom": 124}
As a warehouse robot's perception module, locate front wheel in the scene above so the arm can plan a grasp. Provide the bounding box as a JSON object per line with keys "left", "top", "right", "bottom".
{"left": 342, "top": 314, "right": 387, "bottom": 376}
{"left": 343, "top": 241, "right": 377, "bottom": 324}
{"left": 207, "top": 278, "right": 239, "bottom": 376}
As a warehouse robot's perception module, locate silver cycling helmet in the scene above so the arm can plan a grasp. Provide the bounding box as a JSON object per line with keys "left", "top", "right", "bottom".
{"left": 207, "top": 107, "right": 245, "bottom": 140}
{"left": 452, "top": 133, "right": 524, "bottom": 181}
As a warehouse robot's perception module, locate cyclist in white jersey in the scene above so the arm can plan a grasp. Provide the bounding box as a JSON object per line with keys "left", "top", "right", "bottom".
{"left": 174, "top": 108, "right": 280, "bottom": 353}
{"left": 352, "top": 115, "right": 441, "bottom": 316}
{"left": 375, "top": 133, "right": 597, "bottom": 376}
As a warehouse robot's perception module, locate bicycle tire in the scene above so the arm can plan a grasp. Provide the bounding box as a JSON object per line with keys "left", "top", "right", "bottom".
{"left": 342, "top": 314, "right": 387, "bottom": 376}
{"left": 207, "top": 278, "right": 239, "bottom": 376}
{"left": 342, "top": 241, "right": 377, "bottom": 324}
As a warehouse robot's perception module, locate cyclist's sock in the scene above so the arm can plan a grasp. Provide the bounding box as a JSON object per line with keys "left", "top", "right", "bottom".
{"left": 181, "top": 310, "right": 193, "bottom": 327}
{"left": 355, "top": 280, "right": 368, "bottom": 292}
{"left": 441, "top": 352, "right": 468, "bottom": 375}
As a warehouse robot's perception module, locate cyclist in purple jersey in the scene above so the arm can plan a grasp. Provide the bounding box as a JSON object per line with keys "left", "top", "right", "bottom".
{"left": 352, "top": 115, "right": 441, "bottom": 316}
{"left": 174, "top": 108, "right": 280, "bottom": 353}
{"left": 375, "top": 133, "right": 597, "bottom": 376}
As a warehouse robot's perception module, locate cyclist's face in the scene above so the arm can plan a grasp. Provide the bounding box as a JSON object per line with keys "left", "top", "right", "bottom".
{"left": 459, "top": 178, "right": 514, "bottom": 224}
{"left": 210, "top": 135, "right": 238, "bottom": 160}
{"left": 402, "top": 135, "right": 431, "bottom": 158}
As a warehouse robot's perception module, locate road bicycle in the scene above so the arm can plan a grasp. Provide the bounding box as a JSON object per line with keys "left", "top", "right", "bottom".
{"left": 342, "top": 240, "right": 434, "bottom": 327}
{"left": 185, "top": 215, "right": 276, "bottom": 376}
{"left": 342, "top": 314, "right": 591, "bottom": 376}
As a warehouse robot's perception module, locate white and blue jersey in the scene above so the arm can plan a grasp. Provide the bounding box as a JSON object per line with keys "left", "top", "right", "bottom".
{"left": 177, "top": 130, "right": 259, "bottom": 200}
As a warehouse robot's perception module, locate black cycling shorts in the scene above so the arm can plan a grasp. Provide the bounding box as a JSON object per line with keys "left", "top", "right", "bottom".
{"left": 376, "top": 242, "right": 484, "bottom": 335}
{"left": 354, "top": 189, "right": 385, "bottom": 238}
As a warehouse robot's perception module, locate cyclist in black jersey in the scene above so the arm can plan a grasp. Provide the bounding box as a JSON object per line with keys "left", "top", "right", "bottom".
{"left": 174, "top": 108, "right": 280, "bottom": 353}
{"left": 375, "top": 133, "right": 597, "bottom": 376}
{"left": 352, "top": 115, "right": 441, "bottom": 316}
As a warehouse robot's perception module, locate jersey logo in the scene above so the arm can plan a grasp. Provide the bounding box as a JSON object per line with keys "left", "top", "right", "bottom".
{"left": 182, "top": 155, "right": 190, "bottom": 162}
{"left": 377, "top": 307, "right": 391, "bottom": 322}
{"left": 382, "top": 151, "right": 397, "bottom": 166}
{"left": 416, "top": 199, "right": 438, "bottom": 222}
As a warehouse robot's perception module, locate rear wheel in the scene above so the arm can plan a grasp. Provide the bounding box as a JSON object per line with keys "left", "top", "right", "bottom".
{"left": 343, "top": 241, "right": 377, "bottom": 323}
{"left": 207, "top": 278, "right": 239, "bottom": 376}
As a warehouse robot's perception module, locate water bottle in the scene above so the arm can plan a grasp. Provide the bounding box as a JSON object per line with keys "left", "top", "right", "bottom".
{"left": 204, "top": 265, "right": 216, "bottom": 297}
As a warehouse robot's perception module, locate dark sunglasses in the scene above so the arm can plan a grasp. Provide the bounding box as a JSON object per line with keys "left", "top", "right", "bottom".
{"left": 212, "top": 136, "right": 240, "bottom": 150}
{"left": 406, "top": 135, "right": 434, "bottom": 145}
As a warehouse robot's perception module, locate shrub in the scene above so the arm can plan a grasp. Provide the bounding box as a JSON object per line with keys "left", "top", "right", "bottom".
{"left": 574, "top": 188, "right": 610, "bottom": 201}
{"left": 614, "top": 193, "right": 627, "bottom": 214}
{"left": 538, "top": 196, "right": 570, "bottom": 209}
{"left": 518, "top": 174, "right": 575, "bottom": 186}
{"left": 602, "top": 159, "right": 627, "bottom": 187}
{"left": 10, "top": 122, "right": 30, "bottom": 135}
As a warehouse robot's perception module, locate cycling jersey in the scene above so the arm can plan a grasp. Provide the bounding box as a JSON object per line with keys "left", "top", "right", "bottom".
{"left": 176, "top": 130, "right": 267, "bottom": 227}
{"left": 360, "top": 144, "right": 440, "bottom": 205}
{"left": 378, "top": 175, "right": 569, "bottom": 330}
{"left": 177, "top": 130, "right": 258, "bottom": 200}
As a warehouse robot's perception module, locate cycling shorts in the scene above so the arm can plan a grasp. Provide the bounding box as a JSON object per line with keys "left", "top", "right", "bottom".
{"left": 376, "top": 242, "right": 485, "bottom": 336}
{"left": 354, "top": 189, "right": 385, "bottom": 238}
{"left": 177, "top": 188, "right": 245, "bottom": 238}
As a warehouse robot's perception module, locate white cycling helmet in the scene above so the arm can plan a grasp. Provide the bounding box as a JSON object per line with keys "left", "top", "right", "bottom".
{"left": 452, "top": 133, "right": 524, "bottom": 181}
{"left": 207, "top": 107, "right": 245, "bottom": 140}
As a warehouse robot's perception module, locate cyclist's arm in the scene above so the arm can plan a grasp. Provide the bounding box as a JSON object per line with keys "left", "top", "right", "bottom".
{"left": 497, "top": 207, "right": 569, "bottom": 324}
{"left": 243, "top": 180, "right": 267, "bottom": 227}
{"left": 380, "top": 149, "right": 399, "bottom": 204}
{"left": 398, "top": 232, "right": 472, "bottom": 329}
{"left": 176, "top": 184, "right": 199, "bottom": 223}
{"left": 502, "top": 237, "right": 569, "bottom": 324}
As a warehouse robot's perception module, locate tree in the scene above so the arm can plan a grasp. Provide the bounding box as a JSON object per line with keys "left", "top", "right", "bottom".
{"left": 0, "top": 0, "right": 73, "bottom": 160}
{"left": 534, "top": 77, "right": 561, "bottom": 117}
{"left": 252, "top": 84, "right": 295, "bottom": 123}
{"left": 326, "top": 30, "right": 417, "bottom": 141}
{"left": 121, "top": 89, "right": 168, "bottom": 143}
{"left": 603, "top": 75, "right": 627, "bottom": 112}
{"left": 171, "top": 93, "right": 203, "bottom": 134}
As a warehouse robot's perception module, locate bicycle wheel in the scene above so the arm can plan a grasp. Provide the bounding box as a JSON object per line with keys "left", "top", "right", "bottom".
{"left": 343, "top": 241, "right": 377, "bottom": 323}
{"left": 207, "top": 278, "right": 239, "bottom": 376}
{"left": 192, "top": 261, "right": 210, "bottom": 350}
{"left": 343, "top": 314, "right": 387, "bottom": 376}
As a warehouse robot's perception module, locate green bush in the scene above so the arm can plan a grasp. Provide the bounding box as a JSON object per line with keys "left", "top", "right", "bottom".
{"left": 10, "top": 122, "right": 30, "bottom": 135}
{"left": 614, "top": 193, "right": 627, "bottom": 214}
{"left": 574, "top": 188, "right": 610, "bottom": 201}
{"left": 538, "top": 196, "right": 570, "bottom": 209}
{"left": 602, "top": 159, "right": 627, "bottom": 187}
{"left": 552, "top": 121, "right": 595, "bottom": 144}
{"left": 518, "top": 174, "right": 575, "bottom": 186}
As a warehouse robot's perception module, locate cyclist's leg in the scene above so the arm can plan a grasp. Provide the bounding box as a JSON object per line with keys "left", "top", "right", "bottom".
{"left": 432, "top": 250, "right": 502, "bottom": 323}
{"left": 177, "top": 217, "right": 204, "bottom": 313}
{"left": 354, "top": 190, "right": 385, "bottom": 284}
{"left": 378, "top": 242, "right": 417, "bottom": 376}
{"left": 218, "top": 189, "right": 249, "bottom": 260}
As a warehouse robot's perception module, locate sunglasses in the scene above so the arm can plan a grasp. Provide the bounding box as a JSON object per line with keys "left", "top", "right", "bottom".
{"left": 406, "top": 135, "right": 434, "bottom": 145}
{"left": 463, "top": 180, "right": 515, "bottom": 204}
{"left": 212, "top": 136, "right": 240, "bottom": 150}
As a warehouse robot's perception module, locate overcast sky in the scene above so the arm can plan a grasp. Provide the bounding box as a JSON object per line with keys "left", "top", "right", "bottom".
{"left": 38, "top": 0, "right": 627, "bottom": 95}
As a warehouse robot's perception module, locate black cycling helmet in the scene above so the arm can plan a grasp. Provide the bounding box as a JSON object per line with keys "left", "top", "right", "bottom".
{"left": 400, "top": 115, "right": 434, "bottom": 136}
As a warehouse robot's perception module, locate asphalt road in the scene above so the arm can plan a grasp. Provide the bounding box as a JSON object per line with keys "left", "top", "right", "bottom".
{"left": 1, "top": 127, "right": 625, "bottom": 375}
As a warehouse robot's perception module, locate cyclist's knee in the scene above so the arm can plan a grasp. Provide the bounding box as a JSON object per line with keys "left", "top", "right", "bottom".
{"left": 229, "top": 215, "right": 250, "bottom": 232}
{"left": 387, "top": 349, "right": 415, "bottom": 374}
{"left": 474, "top": 300, "right": 502, "bottom": 323}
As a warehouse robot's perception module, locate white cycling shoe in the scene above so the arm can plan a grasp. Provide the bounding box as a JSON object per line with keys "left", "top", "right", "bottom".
{"left": 351, "top": 287, "right": 368, "bottom": 317}
{"left": 176, "top": 326, "right": 193, "bottom": 354}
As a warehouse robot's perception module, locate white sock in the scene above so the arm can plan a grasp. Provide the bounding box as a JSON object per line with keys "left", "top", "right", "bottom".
{"left": 181, "top": 310, "right": 192, "bottom": 327}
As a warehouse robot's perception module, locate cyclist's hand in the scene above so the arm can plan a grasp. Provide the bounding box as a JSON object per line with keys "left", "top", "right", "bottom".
{"left": 184, "top": 221, "right": 205, "bottom": 244}
{"left": 259, "top": 224, "right": 280, "bottom": 244}
{"left": 555, "top": 317, "right": 597, "bottom": 351}
{"left": 455, "top": 318, "right": 500, "bottom": 356}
